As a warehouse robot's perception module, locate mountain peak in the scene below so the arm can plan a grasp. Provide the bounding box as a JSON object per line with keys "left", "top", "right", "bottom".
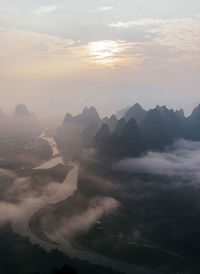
{"left": 82, "top": 106, "right": 98, "bottom": 114}
{"left": 156, "top": 105, "right": 168, "bottom": 113}
{"left": 190, "top": 104, "right": 200, "bottom": 118}
{"left": 133, "top": 103, "right": 143, "bottom": 109}
{"left": 82, "top": 107, "right": 89, "bottom": 113}
{"left": 102, "top": 115, "right": 118, "bottom": 132}
{"left": 15, "top": 104, "right": 30, "bottom": 116}
{"left": 63, "top": 106, "right": 100, "bottom": 125}
{"left": 124, "top": 103, "right": 147, "bottom": 124}
{"left": 110, "top": 114, "right": 117, "bottom": 121}
{"left": 82, "top": 106, "right": 99, "bottom": 116}
{"left": 141, "top": 108, "right": 164, "bottom": 128}
{"left": 175, "top": 109, "right": 185, "bottom": 119}
{"left": 63, "top": 113, "right": 73, "bottom": 123}
{"left": 115, "top": 106, "right": 130, "bottom": 119}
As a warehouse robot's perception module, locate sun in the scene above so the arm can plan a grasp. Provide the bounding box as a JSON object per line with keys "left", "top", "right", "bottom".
{"left": 88, "top": 40, "right": 124, "bottom": 66}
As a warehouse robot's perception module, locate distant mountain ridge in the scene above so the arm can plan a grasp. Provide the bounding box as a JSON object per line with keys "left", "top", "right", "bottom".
{"left": 56, "top": 103, "right": 200, "bottom": 160}
{"left": 115, "top": 107, "right": 130, "bottom": 119}
{"left": 95, "top": 103, "right": 200, "bottom": 158}
{"left": 56, "top": 106, "right": 101, "bottom": 160}
{"left": 15, "top": 104, "right": 31, "bottom": 116}
{"left": 63, "top": 106, "right": 100, "bottom": 125}
{"left": 124, "top": 103, "right": 147, "bottom": 124}
{"left": 0, "top": 104, "right": 40, "bottom": 137}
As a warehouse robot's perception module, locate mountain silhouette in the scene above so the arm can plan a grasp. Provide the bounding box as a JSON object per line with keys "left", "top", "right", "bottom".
{"left": 124, "top": 103, "right": 147, "bottom": 124}
{"left": 102, "top": 115, "right": 118, "bottom": 132}
{"left": 15, "top": 104, "right": 31, "bottom": 116}
{"left": 57, "top": 103, "right": 200, "bottom": 160}
{"left": 95, "top": 118, "right": 143, "bottom": 158}
{"left": 185, "top": 104, "right": 200, "bottom": 141}
{"left": 56, "top": 107, "right": 101, "bottom": 159}
{"left": 63, "top": 107, "right": 100, "bottom": 125}
{"left": 115, "top": 106, "right": 130, "bottom": 119}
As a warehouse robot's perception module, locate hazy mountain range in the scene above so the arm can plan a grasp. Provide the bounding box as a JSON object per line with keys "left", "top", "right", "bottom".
{"left": 1, "top": 102, "right": 200, "bottom": 273}
{"left": 55, "top": 102, "right": 200, "bottom": 160}
{"left": 2, "top": 102, "right": 200, "bottom": 159}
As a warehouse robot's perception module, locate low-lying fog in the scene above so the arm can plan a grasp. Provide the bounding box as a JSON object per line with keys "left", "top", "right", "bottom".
{"left": 117, "top": 139, "right": 200, "bottom": 184}
{"left": 1, "top": 137, "right": 200, "bottom": 238}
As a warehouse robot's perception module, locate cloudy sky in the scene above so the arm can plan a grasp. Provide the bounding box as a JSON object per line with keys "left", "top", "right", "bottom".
{"left": 0, "top": 0, "right": 200, "bottom": 117}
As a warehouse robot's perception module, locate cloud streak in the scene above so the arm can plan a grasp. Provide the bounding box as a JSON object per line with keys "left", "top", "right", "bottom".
{"left": 35, "top": 5, "right": 57, "bottom": 15}
{"left": 99, "top": 6, "right": 113, "bottom": 11}
{"left": 109, "top": 16, "right": 200, "bottom": 28}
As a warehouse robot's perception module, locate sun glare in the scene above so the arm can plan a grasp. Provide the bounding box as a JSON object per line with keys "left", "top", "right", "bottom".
{"left": 88, "top": 40, "right": 124, "bottom": 66}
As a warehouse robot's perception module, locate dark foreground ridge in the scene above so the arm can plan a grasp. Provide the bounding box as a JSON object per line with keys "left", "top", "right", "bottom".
{"left": 0, "top": 225, "right": 125, "bottom": 274}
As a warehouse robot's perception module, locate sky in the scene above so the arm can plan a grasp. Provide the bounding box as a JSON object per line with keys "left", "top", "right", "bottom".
{"left": 0, "top": 0, "right": 200, "bottom": 118}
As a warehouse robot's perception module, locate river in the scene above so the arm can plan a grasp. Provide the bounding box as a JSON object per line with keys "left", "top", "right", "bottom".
{"left": 12, "top": 130, "right": 163, "bottom": 274}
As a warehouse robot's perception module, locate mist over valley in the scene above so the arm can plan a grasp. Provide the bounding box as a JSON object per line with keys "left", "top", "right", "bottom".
{"left": 0, "top": 102, "right": 199, "bottom": 274}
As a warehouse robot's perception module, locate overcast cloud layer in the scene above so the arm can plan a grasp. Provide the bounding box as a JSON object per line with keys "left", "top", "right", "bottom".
{"left": 0, "top": 1, "right": 200, "bottom": 116}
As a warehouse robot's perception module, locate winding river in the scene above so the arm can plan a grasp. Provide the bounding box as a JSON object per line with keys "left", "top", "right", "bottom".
{"left": 12, "top": 130, "right": 162, "bottom": 274}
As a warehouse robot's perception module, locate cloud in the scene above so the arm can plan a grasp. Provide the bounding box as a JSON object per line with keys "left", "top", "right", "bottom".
{"left": 116, "top": 139, "right": 200, "bottom": 185}
{"left": 58, "top": 197, "right": 119, "bottom": 238}
{"left": 35, "top": 5, "right": 57, "bottom": 15}
{"left": 0, "top": 27, "right": 81, "bottom": 77}
{"left": 0, "top": 28, "right": 74, "bottom": 57}
{"left": 88, "top": 40, "right": 131, "bottom": 66}
{"left": 0, "top": 163, "right": 65, "bottom": 226}
{"left": 99, "top": 6, "right": 113, "bottom": 11}
{"left": 6, "top": 177, "right": 30, "bottom": 196}
{"left": 109, "top": 16, "right": 200, "bottom": 58}
{"left": 109, "top": 17, "right": 194, "bottom": 28}
{"left": 0, "top": 27, "right": 142, "bottom": 76}
{"left": 0, "top": 197, "right": 46, "bottom": 226}
{"left": 0, "top": 6, "right": 18, "bottom": 13}
{"left": 1, "top": 15, "right": 200, "bottom": 83}
{"left": 0, "top": 168, "right": 16, "bottom": 179}
{"left": 195, "top": 13, "right": 200, "bottom": 18}
{"left": 109, "top": 18, "right": 166, "bottom": 28}
{"left": 0, "top": 202, "right": 21, "bottom": 224}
